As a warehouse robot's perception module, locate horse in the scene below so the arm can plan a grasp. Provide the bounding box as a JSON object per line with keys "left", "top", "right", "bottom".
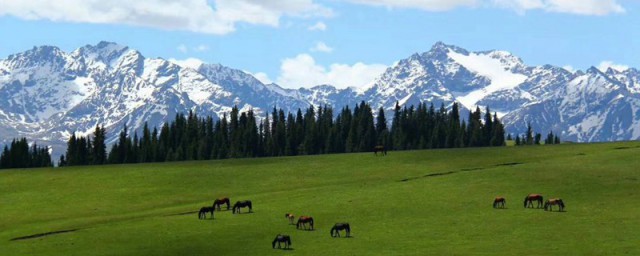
{"left": 373, "top": 145, "right": 387, "bottom": 156}
{"left": 213, "top": 197, "right": 231, "bottom": 211}
{"left": 232, "top": 200, "right": 252, "bottom": 214}
{"left": 493, "top": 197, "right": 506, "bottom": 208}
{"left": 285, "top": 213, "right": 295, "bottom": 225}
{"left": 544, "top": 198, "right": 565, "bottom": 212}
{"left": 523, "top": 194, "right": 544, "bottom": 208}
{"left": 198, "top": 206, "right": 215, "bottom": 219}
{"left": 330, "top": 223, "right": 351, "bottom": 237}
{"left": 272, "top": 234, "right": 292, "bottom": 249}
{"left": 296, "top": 216, "right": 314, "bottom": 230}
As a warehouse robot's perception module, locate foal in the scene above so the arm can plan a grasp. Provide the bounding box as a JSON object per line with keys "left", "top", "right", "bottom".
{"left": 285, "top": 213, "right": 295, "bottom": 225}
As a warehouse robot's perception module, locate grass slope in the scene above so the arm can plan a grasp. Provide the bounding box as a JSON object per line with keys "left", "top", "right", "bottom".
{"left": 1, "top": 142, "right": 639, "bottom": 255}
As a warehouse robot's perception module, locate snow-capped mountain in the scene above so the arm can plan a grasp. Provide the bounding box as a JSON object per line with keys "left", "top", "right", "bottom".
{"left": 1, "top": 41, "right": 639, "bottom": 156}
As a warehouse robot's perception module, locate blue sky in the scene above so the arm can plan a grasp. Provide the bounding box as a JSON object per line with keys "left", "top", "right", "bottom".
{"left": 0, "top": 0, "right": 638, "bottom": 89}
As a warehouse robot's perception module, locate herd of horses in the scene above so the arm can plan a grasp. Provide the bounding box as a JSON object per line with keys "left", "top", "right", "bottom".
{"left": 493, "top": 194, "right": 565, "bottom": 211}
{"left": 198, "top": 198, "right": 351, "bottom": 250}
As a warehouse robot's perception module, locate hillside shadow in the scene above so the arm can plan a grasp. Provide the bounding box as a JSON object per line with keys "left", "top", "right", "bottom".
{"left": 399, "top": 163, "right": 523, "bottom": 182}
{"left": 11, "top": 229, "right": 80, "bottom": 241}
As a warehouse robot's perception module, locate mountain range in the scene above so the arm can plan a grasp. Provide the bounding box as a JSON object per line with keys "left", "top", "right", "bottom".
{"left": 1, "top": 41, "right": 639, "bottom": 156}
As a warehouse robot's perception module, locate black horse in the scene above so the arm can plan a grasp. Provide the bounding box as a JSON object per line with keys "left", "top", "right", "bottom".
{"left": 232, "top": 200, "right": 252, "bottom": 214}
{"left": 198, "top": 206, "right": 215, "bottom": 219}
{"left": 373, "top": 145, "right": 387, "bottom": 156}
{"left": 213, "top": 197, "right": 231, "bottom": 211}
{"left": 544, "top": 198, "right": 565, "bottom": 212}
{"left": 296, "top": 216, "right": 314, "bottom": 230}
{"left": 330, "top": 223, "right": 351, "bottom": 237}
{"left": 524, "top": 194, "right": 544, "bottom": 208}
{"left": 272, "top": 234, "right": 292, "bottom": 249}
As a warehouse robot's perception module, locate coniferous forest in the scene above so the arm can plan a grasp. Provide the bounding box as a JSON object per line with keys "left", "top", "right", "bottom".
{"left": 0, "top": 138, "right": 53, "bottom": 169}
{"left": 59, "top": 101, "right": 507, "bottom": 167}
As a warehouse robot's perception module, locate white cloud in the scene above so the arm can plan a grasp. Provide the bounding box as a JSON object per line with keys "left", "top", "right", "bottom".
{"left": 194, "top": 44, "right": 210, "bottom": 52}
{"left": 349, "top": 0, "right": 625, "bottom": 15}
{"left": 347, "top": 0, "right": 479, "bottom": 11}
{"left": 597, "top": 61, "right": 629, "bottom": 72}
{"left": 0, "top": 0, "right": 333, "bottom": 35}
{"left": 168, "top": 57, "right": 205, "bottom": 70}
{"left": 308, "top": 21, "right": 327, "bottom": 31}
{"left": 274, "top": 54, "right": 387, "bottom": 89}
{"left": 562, "top": 65, "right": 576, "bottom": 73}
{"left": 252, "top": 72, "right": 274, "bottom": 84}
{"left": 310, "top": 42, "right": 334, "bottom": 53}
{"left": 177, "top": 44, "right": 189, "bottom": 53}
{"left": 492, "top": 0, "right": 625, "bottom": 15}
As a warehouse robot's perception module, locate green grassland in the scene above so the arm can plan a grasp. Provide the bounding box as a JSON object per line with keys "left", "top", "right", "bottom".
{"left": 1, "top": 142, "right": 639, "bottom": 255}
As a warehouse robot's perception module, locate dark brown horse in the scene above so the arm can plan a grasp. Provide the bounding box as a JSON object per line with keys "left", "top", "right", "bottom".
{"left": 213, "top": 197, "right": 231, "bottom": 211}
{"left": 232, "top": 200, "right": 252, "bottom": 214}
{"left": 285, "top": 213, "right": 295, "bottom": 225}
{"left": 296, "top": 216, "right": 314, "bottom": 230}
{"left": 330, "top": 223, "right": 351, "bottom": 237}
{"left": 524, "top": 194, "right": 544, "bottom": 208}
{"left": 493, "top": 197, "right": 506, "bottom": 208}
{"left": 544, "top": 198, "right": 565, "bottom": 212}
{"left": 272, "top": 234, "right": 291, "bottom": 249}
{"left": 198, "top": 206, "right": 215, "bottom": 219}
{"left": 373, "top": 145, "right": 387, "bottom": 156}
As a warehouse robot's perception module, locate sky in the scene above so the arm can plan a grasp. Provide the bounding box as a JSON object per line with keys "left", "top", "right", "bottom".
{"left": 0, "top": 0, "right": 638, "bottom": 89}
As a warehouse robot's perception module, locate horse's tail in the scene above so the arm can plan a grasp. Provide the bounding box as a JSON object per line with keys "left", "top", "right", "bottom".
{"left": 287, "top": 237, "right": 291, "bottom": 246}
{"left": 310, "top": 218, "right": 314, "bottom": 229}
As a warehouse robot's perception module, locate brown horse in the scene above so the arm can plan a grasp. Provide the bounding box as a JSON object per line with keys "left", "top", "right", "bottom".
{"left": 544, "top": 198, "right": 565, "bottom": 212}
{"left": 213, "top": 197, "right": 231, "bottom": 211}
{"left": 493, "top": 197, "right": 506, "bottom": 208}
{"left": 296, "top": 216, "right": 314, "bottom": 230}
{"left": 373, "top": 145, "right": 387, "bottom": 156}
{"left": 524, "top": 194, "right": 544, "bottom": 208}
{"left": 285, "top": 213, "right": 295, "bottom": 225}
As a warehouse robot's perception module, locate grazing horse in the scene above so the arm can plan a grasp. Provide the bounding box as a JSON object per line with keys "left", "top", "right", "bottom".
{"left": 232, "top": 200, "right": 252, "bottom": 214}
{"left": 198, "top": 206, "right": 215, "bottom": 219}
{"left": 330, "top": 223, "right": 351, "bottom": 237}
{"left": 373, "top": 145, "right": 387, "bottom": 156}
{"left": 524, "top": 194, "right": 544, "bottom": 208}
{"left": 544, "top": 198, "right": 565, "bottom": 212}
{"left": 285, "top": 213, "right": 295, "bottom": 225}
{"left": 213, "top": 197, "right": 231, "bottom": 211}
{"left": 493, "top": 197, "right": 506, "bottom": 208}
{"left": 296, "top": 216, "right": 314, "bottom": 230}
{"left": 272, "top": 234, "right": 291, "bottom": 249}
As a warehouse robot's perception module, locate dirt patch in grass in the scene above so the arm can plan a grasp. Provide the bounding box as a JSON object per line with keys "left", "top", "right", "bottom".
{"left": 11, "top": 229, "right": 80, "bottom": 241}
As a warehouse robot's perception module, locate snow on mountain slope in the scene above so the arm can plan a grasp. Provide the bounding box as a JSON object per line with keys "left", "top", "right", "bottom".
{"left": 447, "top": 49, "right": 528, "bottom": 109}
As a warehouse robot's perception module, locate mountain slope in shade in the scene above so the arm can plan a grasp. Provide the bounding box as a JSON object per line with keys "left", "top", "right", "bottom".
{"left": 1, "top": 41, "right": 640, "bottom": 158}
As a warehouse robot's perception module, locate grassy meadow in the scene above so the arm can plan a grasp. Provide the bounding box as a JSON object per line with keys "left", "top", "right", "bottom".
{"left": 1, "top": 142, "right": 639, "bottom": 255}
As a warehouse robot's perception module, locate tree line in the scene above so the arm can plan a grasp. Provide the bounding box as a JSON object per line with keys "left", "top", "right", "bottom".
{"left": 0, "top": 138, "right": 53, "bottom": 169}
{"left": 60, "top": 101, "right": 507, "bottom": 166}
{"left": 508, "top": 123, "right": 561, "bottom": 145}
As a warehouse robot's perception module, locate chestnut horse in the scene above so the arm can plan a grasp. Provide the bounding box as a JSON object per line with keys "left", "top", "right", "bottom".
{"left": 524, "top": 194, "right": 544, "bottom": 208}
{"left": 213, "top": 197, "right": 231, "bottom": 211}
{"left": 493, "top": 197, "right": 506, "bottom": 208}
{"left": 373, "top": 145, "right": 387, "bottom": 156}
{"left": 296, "top": 216, "right": 314, "bottom": 230}
{"left": 544, "top": 198, "right": 565, "bottom": 212}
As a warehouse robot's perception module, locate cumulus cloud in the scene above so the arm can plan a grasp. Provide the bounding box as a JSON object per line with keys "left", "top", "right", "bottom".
{"left": 492, "top": 0, "right": 625, "bottom": 15}
{"left": 310, "top": 42, "right": 334, "bottom": 53}
{"left": 272, "top": 54, "right": 387, "bottom": 89}
{"left": 0, "top": 0, "right": 333, "bottom": 35}
{"left": 349, "top": 0, "right": 625, "bottom": 15}
{"left": 252, "top": 72, "right": 274, "bottom": 84}
{"left": 347, "top": 0, "right": 479, "bottom": 11}
{"left": 308, "top": 21, "right": 327, "bottom": 31}
{"left": 597, "top": 61, "right": 629, "bottom": 72}
{"left": 168, "top": 57, "right": 205, "bottom": 70}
